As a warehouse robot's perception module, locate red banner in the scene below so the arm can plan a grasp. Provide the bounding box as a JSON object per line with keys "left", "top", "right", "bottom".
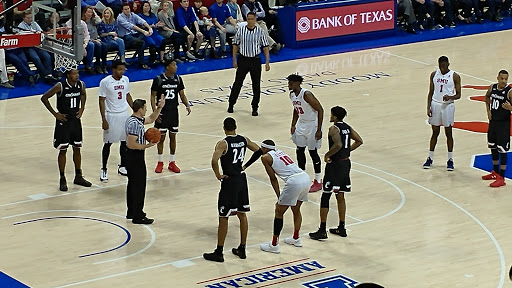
{"left": 296, "top": 1, "right": 395, "bottom": 41}
{"left": 0, "top": 33, "right": 42, "bottom": 49}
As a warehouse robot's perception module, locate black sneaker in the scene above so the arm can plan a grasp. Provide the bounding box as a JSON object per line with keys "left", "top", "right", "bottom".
{"left": 232, "top": 247, "right": 246, "bottom": 259}
{"left": 132, "top": 217, "right": 154, "bottom": 224}
{"left": 227, "top": 105, "right": 234, "bottom": 113}
{"left": 203, "top": 251, "right": 224, "bottom": 262}
{"left": 73, "top": 175, "right": 92, "bottom": 187}
{"left": 194, "top": 52, "right": 204, "bottom": 60}
{"left": 309, "top": 228, "right": 327, "bottom": 240}
{"left": 252, "top": 109, "right": 258, "bottom": 116}
{"left": 59, "top": 177, "right": 68, "bottom": 192}
{"left": 329, "top": 227, "right": 347, "bottom": 237}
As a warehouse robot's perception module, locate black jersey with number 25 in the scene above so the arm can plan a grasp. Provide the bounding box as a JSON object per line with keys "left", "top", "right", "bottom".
{"left": 151, "top": 74, "right": 185, "bottom": 112}
{"left": 221, "top": 135, "right": 247, "bottom": 176}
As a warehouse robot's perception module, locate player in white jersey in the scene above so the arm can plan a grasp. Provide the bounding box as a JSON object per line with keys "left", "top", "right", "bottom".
{"left": 424, "top": 56, "right": 461, "bottom": 171}
{"left": 98, "top": 60, "right": 133, "bottom": 182}
{"left": 287, "top": 74, "right": 324, "bottom": 192}
{"left": 254, "top": 140, "right": 310, "bottom": 254}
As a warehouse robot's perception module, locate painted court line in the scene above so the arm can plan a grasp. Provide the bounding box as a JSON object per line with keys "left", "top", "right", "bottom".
{"left": 253, "top": 268, "right": 337, "bottom": 288}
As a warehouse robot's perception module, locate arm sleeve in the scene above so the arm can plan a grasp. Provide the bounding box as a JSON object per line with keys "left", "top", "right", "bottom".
{"left": 243, "top": 148, "right": 263, "bottom": 168}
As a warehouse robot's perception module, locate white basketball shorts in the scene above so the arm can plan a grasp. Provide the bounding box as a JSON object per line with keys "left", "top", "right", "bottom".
{"left": 291, "top": 120, "right": 322, "bottom": 150}
{"left": 103, "top": 109, "right": 131, "bottom": 143}
{"left": 429, "top": 101, "right": 455, "bottom": 127}
{"left": 278, "top": 172, "right": 310, "bottom": 206}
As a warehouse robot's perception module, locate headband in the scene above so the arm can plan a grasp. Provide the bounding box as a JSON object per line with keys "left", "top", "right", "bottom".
{"left": 261, "top": 143, "right": 275, "bottom": 150}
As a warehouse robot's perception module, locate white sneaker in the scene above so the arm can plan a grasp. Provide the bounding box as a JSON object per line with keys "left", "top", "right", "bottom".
{"left": 260, "top": 242, "right": 280, "bottom": 253}
{"left": 186, "top": 51, "right": 197, "bottom": 60}
{"left": 284, "top": 237, "right": 302, "bottom": 247}
{"left": 100, "top": 169, "right": 108, "bottom": 183}
{"left": 118, "top": 166, "right": 127, "bottom": 176}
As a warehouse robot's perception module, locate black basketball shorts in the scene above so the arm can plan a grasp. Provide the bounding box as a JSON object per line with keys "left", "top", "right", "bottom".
{"left": 488, "top": 120, "right": 510, "bottom": 153}
{"left": 53, "top": 117, "right": 83, "bottom": 150}
{"left": 218, "top": 173, "right": 250, "bottom": 217}
{"left": 155, "top": 110, "right": 179, "bottom": 133}
{"left": 322, "top": 159, "right": 351, "bottom": 193}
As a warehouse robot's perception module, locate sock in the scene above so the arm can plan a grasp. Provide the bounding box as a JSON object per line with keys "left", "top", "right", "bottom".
{"left": 339, "top": 221, "right": 345, "bottom": 230}
{"left": 60, "top": 172, "right": 65, "bottom": 178}
{"left": 75, "top": 169, "right": 81, "bottom": 176}
{"left": 320, "top": 222, "right": 326, "bottom": 230}
{"left": 494, "top": 164, "right": 499, "bottom": 172}
{"left": 500, "top": 169, "right": 506, "bottom": 177}
{"left": 158, "top": 154, "right": 163, "bottom": 162}
{"left": 215, "top": 245, "right": 223, "bottom": 254}
{"left": 293, "top": 229, "right": 299, "bottom": 239}
{"left": 238, "top": 244, "right": 246, "bottom": 249}
{"left": 315, "top": 173, "right": 321, "bottom": 182}
{"left": 272, "top": 235, "right": 279, "bottom": 246}
{"left": 428, "top": 151, "right": 434, "bottom": 159}
{"left": 170, "top": 154, "right": 175, "bottom": 162}
{"left": 448, "top": 152, "right": 453, "bottom": 160}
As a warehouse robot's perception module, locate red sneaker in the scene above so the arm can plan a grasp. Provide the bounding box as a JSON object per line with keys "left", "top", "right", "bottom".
{"left": 482, "top": 170, "right": 498, "bottom": 180}
{"left": 309, "top": 179, "right": 322, "bottom": 192}
{"left": 490, "top": 175, "right": 506, "bottom": 188}
{"left": 168, "top": 161, "right": 181, "bottom": 173}
{"left": 155, "top": 161, "right": 164, "bottom": 173}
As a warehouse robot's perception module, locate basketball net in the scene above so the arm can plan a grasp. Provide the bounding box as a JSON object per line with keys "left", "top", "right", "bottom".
{"left": 54, "top": 27, "right": 79, "bottom": 73}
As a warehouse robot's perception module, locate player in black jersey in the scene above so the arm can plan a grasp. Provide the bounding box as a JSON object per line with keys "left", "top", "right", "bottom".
{"left": 310, "top": 106, "right": 363, "bottom": 240}
{"left": 41, "top": 69, "right": 92, "bottom": 192}
{"left": 482, "top": 70, "right": 512, "bottom": 188}
{"left": 151, "top": 59, "right": 191, "bottom": 174}
{"left": 203, "top": 117, "right": 260, "bottom": 263}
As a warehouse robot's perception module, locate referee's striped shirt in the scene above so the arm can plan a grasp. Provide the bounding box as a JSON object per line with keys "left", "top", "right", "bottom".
{"left": 234, "top": 23, "right": 269, "bottom": 58}
{"left": 126, "top": 116, "right": 145, "bottom": 145}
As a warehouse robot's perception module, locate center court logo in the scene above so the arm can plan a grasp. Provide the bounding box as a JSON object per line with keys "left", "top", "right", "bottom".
{"left": 297, "top": 17, "right": 311, "bottom": 33}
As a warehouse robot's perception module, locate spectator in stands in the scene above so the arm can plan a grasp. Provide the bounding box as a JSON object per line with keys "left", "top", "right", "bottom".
{"left": 83, "top": 6, "right": 107, "bottom": 74}
{"left": 157, "top": 0, "right": 186, "bottom": 63}
{"left": 258, "top": 0, "right": 279, "bottom": 38}
{"left": 139, "top": 1, "right": 170, "bottom": 64}
{"left": 209, "top": 0, "right": 238, "bottom": 58}
{"left": 412, "top": 0, "right": 435, "bottom": 29}
{"left": 452, "top": 0, "right": 473, "bottom": 23}
{"left": 227, "top": 0, "right": 244, "bottom": 23}
{"left": 18, "top": 11, "right": 58, "bottom": 83}
{"left": 98, "top": 7, "right": 127, "bottom": 65}
{"left": 0, "top": 49, "right": 15, "bottom": 89}
{"left": 398, "top": 0, "right": 418, "bottom": 33}
{"left": 66, "top": 12, "right": 97, "bottom": 73}
{"left": 193, "top": 0, "right": 218, "bottom": 58}
{"left": 5, "top": 48, "right": 38, "bottom": 86}
{"left": 241, "top": 0, "right": 280, "bottom": 54}
{"left": 83, "top": 0, "right": 100, "bottom": 8}
{"left": 473, "top": 0, "right": 502, "bottom": 22}
{"left": 13, "top": 0, "right": 36, "bottom": 25}
{"left": 176, "top": 0, "right": 205, "bottom": 60}
{"left": 102, "top": 0, "right": 127, "bottom": 16}
{"left": 116, "top": 2, "right": 152, "bottom": 69}
{"left": 42, "top": 11, "right": 63, "bottom": 34}
{"left": 431, "top": 0, "right": 456, "bottom": 27}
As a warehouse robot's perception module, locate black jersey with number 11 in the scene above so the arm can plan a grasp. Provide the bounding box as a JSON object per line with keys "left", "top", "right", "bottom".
{"left": 490, "top": 84, "right": 512, "bottom": 121}
{"left": 151, "top": 74, "right": 185, "bottom": 113}
{"left": 57, "top": 79, "right": 83, "bottom": 116}
{"left": 221, "top": 135, "right": 247, "bottom": 176}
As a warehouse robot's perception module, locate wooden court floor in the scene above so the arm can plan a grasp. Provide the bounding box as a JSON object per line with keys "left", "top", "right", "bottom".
{"left": 0, "top": 30, "right": 511, "bottom": 288}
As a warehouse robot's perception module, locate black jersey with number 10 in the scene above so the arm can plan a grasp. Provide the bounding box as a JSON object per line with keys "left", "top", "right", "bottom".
{"left": 490, "top": 84, "right": 512, "bottom": 121}
{"left": 329, "top": 122, "right": 352, "bottom": 161}
{"left": 57, "top": 79, "right": 82, "bottom": 116}
{"left": 151, "top": 74, "right": 185, "bottom": 112}
{"left": 221, "top": 135, "right": 247, "bottom": 176}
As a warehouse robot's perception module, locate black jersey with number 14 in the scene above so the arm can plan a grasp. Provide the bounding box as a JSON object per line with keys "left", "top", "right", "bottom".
{"left": 221, "top": 135, "right": 247, "bottom": 176}
{"left": 151, "top": 74, "right": 185, "bottom": 113}
{"left": 490, "top": 84, "right": 512, "bottom": 121}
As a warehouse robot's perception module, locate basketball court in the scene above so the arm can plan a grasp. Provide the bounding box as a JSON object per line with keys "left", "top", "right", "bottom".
{"left": 0, "top": 12, "right": 511, "bottom": 287}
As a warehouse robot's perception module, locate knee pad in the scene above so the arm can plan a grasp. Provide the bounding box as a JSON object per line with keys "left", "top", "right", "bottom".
{"left": 320, "top": 192, "right": 332, "bottom": 208}
{"left": 500, "top": 152, "right": 507, "bottom": 165}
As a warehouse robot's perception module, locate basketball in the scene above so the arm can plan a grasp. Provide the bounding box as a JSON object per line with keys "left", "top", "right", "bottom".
{"left": 145, "top": 127, "right": 161, "bottom": 143}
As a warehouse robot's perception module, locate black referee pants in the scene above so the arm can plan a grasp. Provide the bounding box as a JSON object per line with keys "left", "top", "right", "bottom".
{"left": 229, "top": 55, "right": 262, "bottom": 110}
{"left": 126, "top": 149, "right": 147, "bottom": 220}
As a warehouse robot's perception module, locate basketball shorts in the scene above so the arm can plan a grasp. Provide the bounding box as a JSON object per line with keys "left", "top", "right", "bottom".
{"left": 53, "top": 117, "right": 83, "bottom": 150}
{"left": 291, "top": 120, "right": 321, "bottom": 150}
{"left": 487, "top": 119, "right": 510, "bottom": 153}
{"left": 323, "top": 159, "right": 351, "bottom": 193}
{"left": 429, "top": 101, "right": 455, "bottom": 127}
{"left": 155, "top": 110, "right": 179, "bottom": 133}
{"left": 103, "top": 109, "right": 131, "bottom": 143}
{"left": 279, "top": 172, "right": 310, "bottom": 206}
{"left": 218, "top": 172, "right": 250, "bottom": 217}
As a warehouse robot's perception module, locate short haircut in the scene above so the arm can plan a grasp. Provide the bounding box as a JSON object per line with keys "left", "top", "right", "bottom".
{"left": 246, "top": 11, "right": 257, "bottom": 18}
{"left": 287, "top": 74, "right": 303, "bottom": 83}
{"left": 438, "top": 56, "right": 449, "bottom": 63}
{"left": 112, "top": 59, "right": 126, "bottom": 69}
{"left": 180, "top": 0, "right": 188, "bottom": 3}
{"left": 163, "top": 58, "right": 176, "bottom": 68}
{"left": 331, "top": 106, "right": 347, "bottom": 121}
{"left": 262, "top": 139, "right": 275, "bottom": 147}
{"left": 223, "top": 117, "right": 237, "bottom": 131}
{"left": 199, "top": 6, "right": 208, "bottom": 13}
{"left": 354, "top": 283, "right": 385, "bottom": 288}
{"left": 132, "top": 99, "right": 146, "bottom": 112}
{"left": 23, "top": 11, "right": 32, "bottom": 17}
{"left": 498, "top": 69, "right": 509, "bottom": 76}
{"left": 122, "top": 2, "right": 131, "bottom": 8}
{"left": 194, "top": 0, "right": 202, "bottom": 2}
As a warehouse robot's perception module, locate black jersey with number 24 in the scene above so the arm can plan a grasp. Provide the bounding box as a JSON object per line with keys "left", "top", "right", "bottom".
{"left": 221, "top": 135, "right": 247, "bottom": 176}
{"left": 151, "top": 74, "right": 185, "bottom": 113}
{"left": 490, "top": 84, "right": 512, "bottom": 121}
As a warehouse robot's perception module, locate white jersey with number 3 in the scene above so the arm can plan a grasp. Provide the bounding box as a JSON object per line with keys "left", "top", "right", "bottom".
{"left": 99, "top": 75, "right": 130, "bottom": 113}
{"left": 290, "top": 88, "right": 317, "bottom": 122}
{"left": 432, "top": 69, "right": 455, "bottom": 104}
{"left": 269, "top": 150, "right": 304, "bottom": 181}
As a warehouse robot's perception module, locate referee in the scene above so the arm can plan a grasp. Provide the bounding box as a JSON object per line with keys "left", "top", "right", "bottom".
{"left": 125, "top": 96, "right": 164, "bottom": 225}
{"left": 227, "top": 12, "right": 270, "bottom": 117}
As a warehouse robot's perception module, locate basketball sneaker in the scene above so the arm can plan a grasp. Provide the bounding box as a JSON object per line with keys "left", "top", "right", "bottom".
{"left": 260, "top": 242, "right": 280, "bottom": 253}
{"left": 203, "top": 250, "right": 224, "bottom": 262}
{"left": 232, "top": 246, "right": 246, "bottom": 259}
{"left": 155, "top": 161, "right": 164, "bottom": 173}
{"left": 309, "top": 180, "right": 322, "bottom": 192}
{"left": 446, "top": 159, "right": 454, "bottom": 171}
{"left": 132, "top": 217, "right": 154, "bottom": 224}
{"left": 118, "top": 166, "right": 127, "bottom": 176}
{"left": 100, "top": 168, "right": 108, "bottom": 183}
{"left": 309, "top": 228, "right": 327, "bottom": 240}
{"left": 284, "top": 237, "right": 303, "bottom": 247}
{"left": 73, "top": 175, "right": 92, "bottom": 187}
{"left": 168, "top": 161, "right": 181, "bottom": 173}
{"left": 482, "top": 170, "right": 498, "bottom": 180}
{"left": 59, "top": 177, "right": 68, "bottom": 192}
{"left": 423, "top": 157, "right": 433, "bottom": 169}
{"left": 490, "top": 175, "right": 506, "bottom": 188}
{"left": 329, "top": 227, "right": 347, "bottom": 237}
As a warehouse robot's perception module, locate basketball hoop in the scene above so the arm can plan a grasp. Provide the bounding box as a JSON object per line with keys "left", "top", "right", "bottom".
{"left": 54, "top": 27, "right": 78, "bottom": 72}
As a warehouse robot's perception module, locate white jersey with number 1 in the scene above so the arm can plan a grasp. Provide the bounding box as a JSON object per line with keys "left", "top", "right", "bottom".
{"left": 268, "top": 149, "right": 304, "bottom": 181}
{"left": 99, "top": 75, "right": 130, "bottom": 113}
{"left": 290, "top": 88, "right": 317, "bottom": 122}
{"left": 432, "top": 69, "right": 455, "bottom": 104}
